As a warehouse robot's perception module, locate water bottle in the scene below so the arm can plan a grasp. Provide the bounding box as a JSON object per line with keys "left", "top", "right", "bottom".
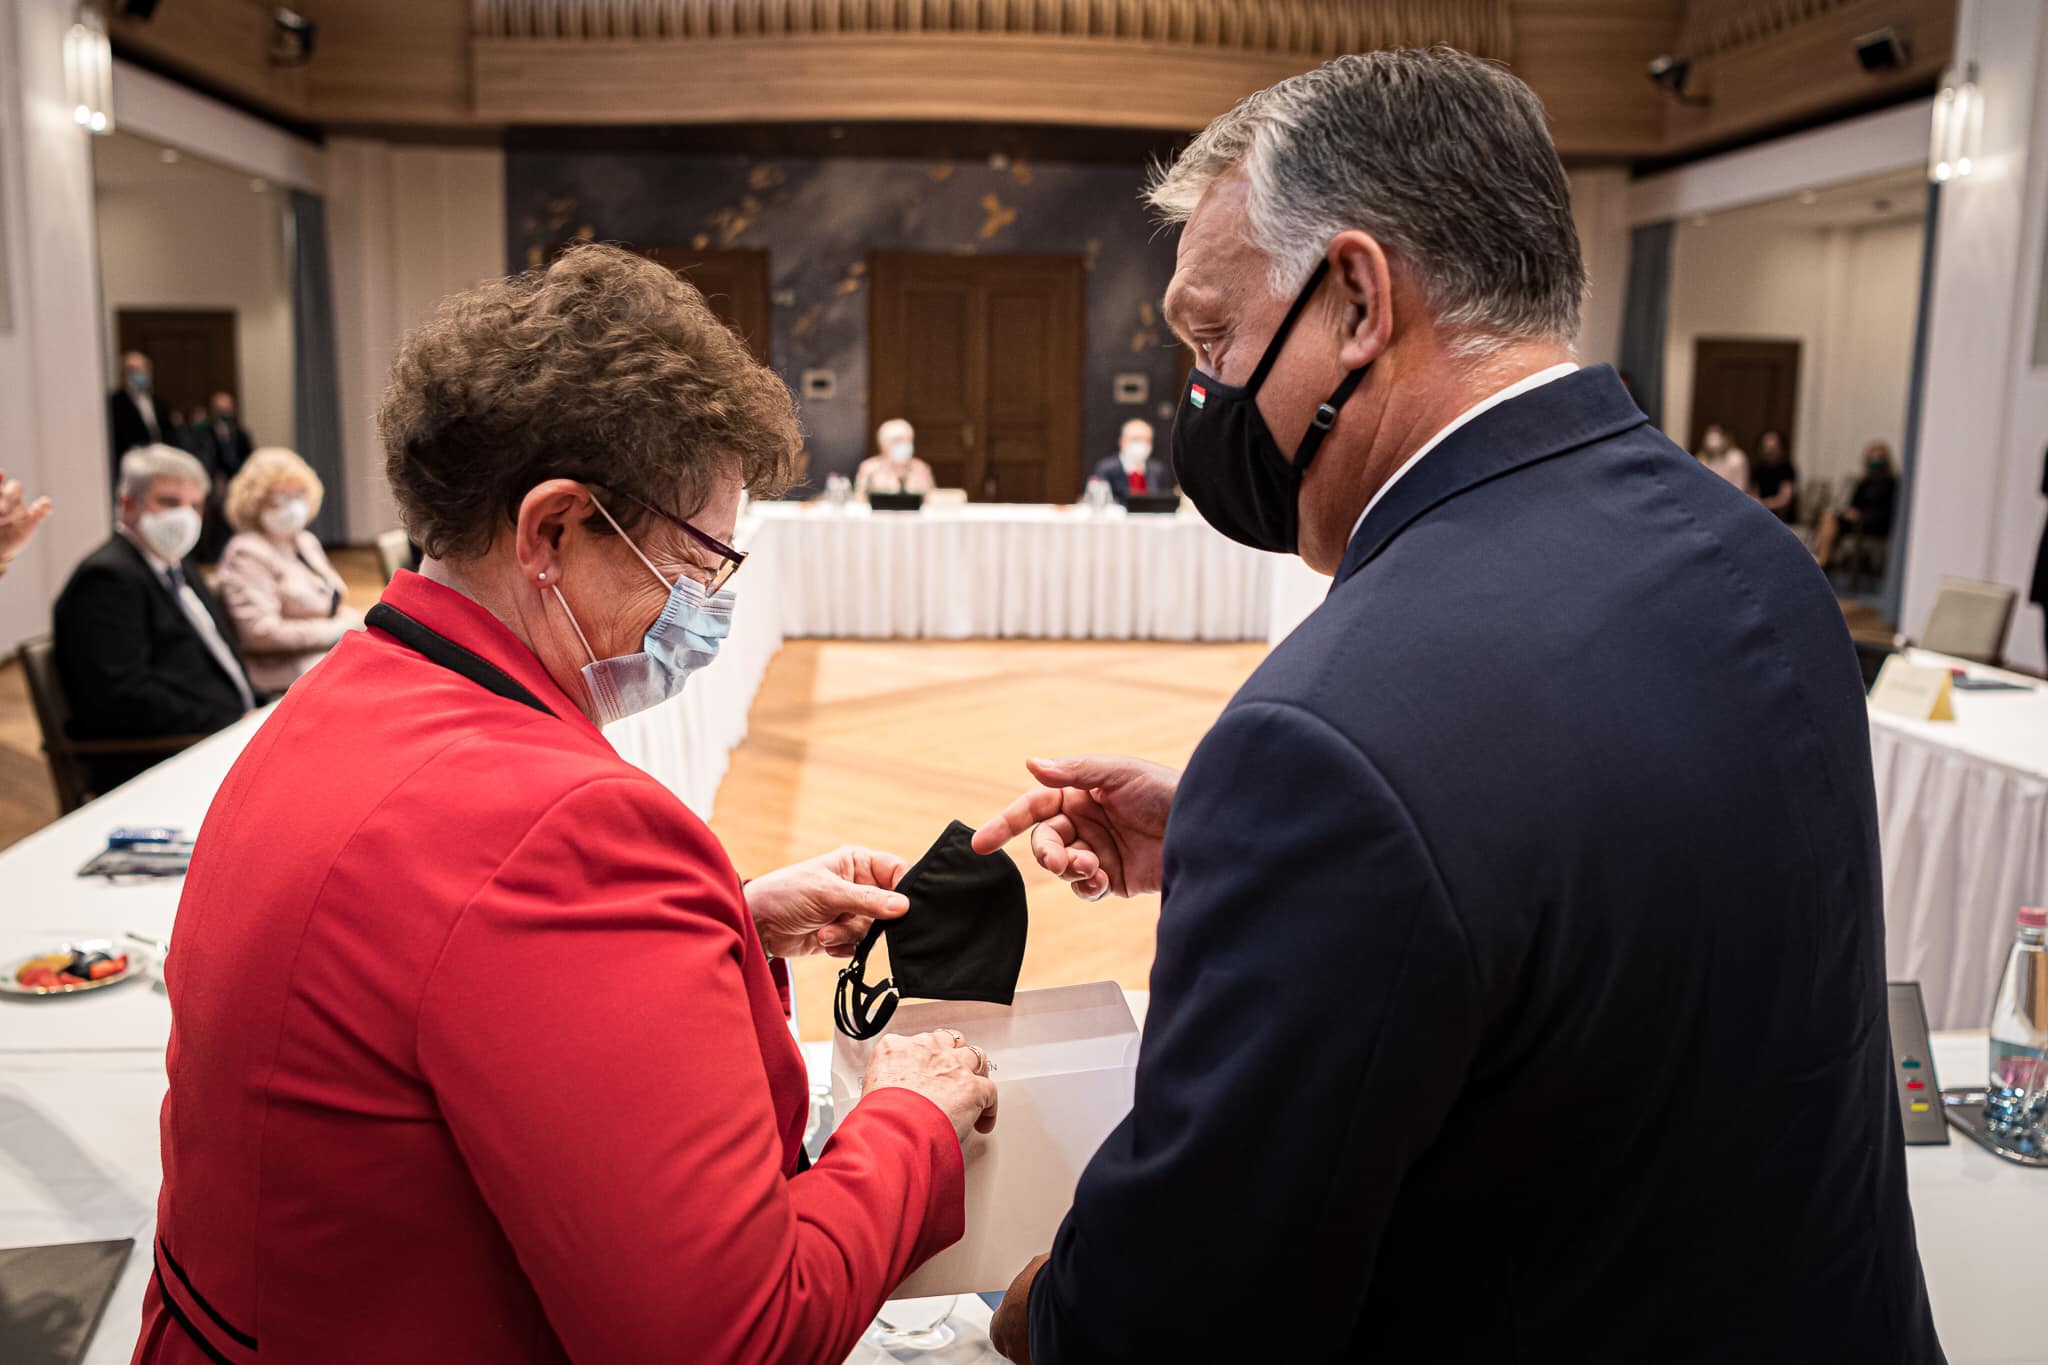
{"left": 1985, "top": 906, "right": 2048, "bottom": 1150}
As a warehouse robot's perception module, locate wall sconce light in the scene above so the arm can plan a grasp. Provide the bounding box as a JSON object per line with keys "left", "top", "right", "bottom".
{"left": 1929, "top": 61, "right": 1981, "bottom": 183}
{"left": 64, "top": 3, "right": 113, "bottom": 135}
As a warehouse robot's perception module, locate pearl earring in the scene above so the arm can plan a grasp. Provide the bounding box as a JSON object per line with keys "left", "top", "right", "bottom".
{"left": 537, "top": 571, "right": 547, "bottom": 582}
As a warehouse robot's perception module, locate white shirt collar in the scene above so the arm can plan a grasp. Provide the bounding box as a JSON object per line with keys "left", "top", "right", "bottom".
{"left": 118, "top": 523, "right": 176, "bottom": 575}
{"left": 1347, "top": 362, "right": 1579, "bottom": 546}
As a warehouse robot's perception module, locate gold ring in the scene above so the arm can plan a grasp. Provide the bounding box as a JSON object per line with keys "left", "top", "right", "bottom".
{"left": 939, "top": 1028, "right": 965, "bottom": 1047}
{"left": 966, "top": 1044, "right": 990, "bottom": 1075}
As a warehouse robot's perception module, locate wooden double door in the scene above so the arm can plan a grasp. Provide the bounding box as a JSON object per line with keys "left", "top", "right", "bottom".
{"left": 868, "top": 252, "right": 1085, "bottom": 502}
{"left": 116, "top": 308, "right": 238, "bottom": 419}
{"left": 1689, "top": 337, "right": 1801, "bottom": 456}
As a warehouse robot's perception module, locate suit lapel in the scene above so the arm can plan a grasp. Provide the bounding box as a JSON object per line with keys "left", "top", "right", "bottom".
{"left": 1335, "top": 365, "right": 1648, "bottom": 585}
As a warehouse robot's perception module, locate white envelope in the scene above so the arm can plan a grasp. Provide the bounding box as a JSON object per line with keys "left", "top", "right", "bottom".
{"left": 830, "top": 980, "right": 1140, "bottom": 1296}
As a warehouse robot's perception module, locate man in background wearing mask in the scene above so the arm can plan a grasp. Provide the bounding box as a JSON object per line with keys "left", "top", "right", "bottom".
{"left": 853, "top": 417, "right": 937, "bottom": 499}
{"left": 194, "top": 391, "right": 256, "bottom": 560}
{"left": 1085, "top": 419, "right": 1174, "bottom": 506}
{"left": 54, "top": 444, "right": 257, "bottom": 793}
{"left": 108, "top": 350, "right": 168, "bottom": 485}
{"left": 978, "top": 48, "right": 1938, "bottom": 1365}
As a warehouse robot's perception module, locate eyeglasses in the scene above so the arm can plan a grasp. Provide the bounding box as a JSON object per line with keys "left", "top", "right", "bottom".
{"left": 620, "top": 493, "right": 746, "bottom": 593}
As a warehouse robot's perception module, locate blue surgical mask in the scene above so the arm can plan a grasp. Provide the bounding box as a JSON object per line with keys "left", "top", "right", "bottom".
{"left": 551, "top": 496, "right": 737, "bottom": 726}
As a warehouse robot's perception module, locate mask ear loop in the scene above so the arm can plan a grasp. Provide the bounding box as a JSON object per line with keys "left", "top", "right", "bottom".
{"left": 549, "top": 586, "right": 600, "bottom": 668}
{"left": 587, "top": 492, "right": 680, "bottom": 591}
{"left": 834, "top": 919, "right": 899, "bottom": 1039}
{"left": 1292, "top": 364, "right": 1370, "bottom": 477}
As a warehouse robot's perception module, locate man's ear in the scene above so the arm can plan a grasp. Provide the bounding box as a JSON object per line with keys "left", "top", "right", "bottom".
{"left": 514, "top": 479, "right": 592, "bottom": 587}
{"left": 1328, "top": 231, "right": 1394, "bottom": 372}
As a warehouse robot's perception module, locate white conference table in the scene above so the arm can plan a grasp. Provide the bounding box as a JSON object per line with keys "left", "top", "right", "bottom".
{"left": 750, "top": 500, "right": 1275, "bottom": 642}
{"left": 1872, "top": 650, "right": 2048, "bottom": 1031}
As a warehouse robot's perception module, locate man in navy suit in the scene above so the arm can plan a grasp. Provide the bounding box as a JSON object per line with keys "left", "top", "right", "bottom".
{"left": 1085, "top": 419, "right": 1174, "bottom": 505}
{"left": 978, "top": 49, "right": 1941, "bottom": 1364}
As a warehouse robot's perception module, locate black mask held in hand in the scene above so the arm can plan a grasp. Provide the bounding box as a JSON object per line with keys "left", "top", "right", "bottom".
{"left": 1170, "top": 257, "right": 1371, "bottom": 556}
{"left": 834, "top": 820, "right": 1029, "bottom": 1039}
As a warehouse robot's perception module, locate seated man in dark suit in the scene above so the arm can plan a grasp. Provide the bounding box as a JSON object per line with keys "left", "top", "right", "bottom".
{"left": 55, "top": 444, "right": 257, "bottom": 793}
{"left": 107, "top": 351, "right": 169, "bottom": 484}
{"left": 1085, "top": 419, "right": 1174, "bottom": 505}
{"left": 979, "top": 49, "right": 1941, "bottom": 1365}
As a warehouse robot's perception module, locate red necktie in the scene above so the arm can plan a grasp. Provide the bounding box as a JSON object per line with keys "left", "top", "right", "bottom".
{"left": 1128, "top": 468, "right": 1149, "bottom": 495}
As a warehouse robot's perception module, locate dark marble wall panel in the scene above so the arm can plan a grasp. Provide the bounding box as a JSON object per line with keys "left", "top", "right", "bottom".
{"left": 506, "top": 150, "right": 1184, "bottom": 496}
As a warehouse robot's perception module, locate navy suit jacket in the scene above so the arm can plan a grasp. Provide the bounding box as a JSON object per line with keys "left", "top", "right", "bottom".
{"left": 1087, "top": 454, "right": 1175, "bottom": 505}
{"left": 1030, "top": 367, "right": 1941, "bottom": 1363}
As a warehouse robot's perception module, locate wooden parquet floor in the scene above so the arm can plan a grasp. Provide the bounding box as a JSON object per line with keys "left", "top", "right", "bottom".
{"left": 710, "top": 638, "right": 1265, "bottom": 1038}
{"left": 0, "top": 543, "right": 1902, "bottom": 1038}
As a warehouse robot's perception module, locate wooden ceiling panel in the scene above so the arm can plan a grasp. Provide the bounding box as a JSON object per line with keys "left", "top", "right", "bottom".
{"left": 1660, "top": 0, "right": 1955, "bottom": 153}
{"left": 100, "top": 0, "right": 1956, "bottom": 165}
{"left": 1510, "top": 0, "right": 1687, "bottom": 158}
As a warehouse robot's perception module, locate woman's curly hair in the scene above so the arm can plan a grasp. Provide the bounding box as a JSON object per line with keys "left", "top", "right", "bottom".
{"left": 378, "top": 243, "right": 805, "bottom": 559}
{"left": 226, "top": 447, "right": 323, "bottom": 533}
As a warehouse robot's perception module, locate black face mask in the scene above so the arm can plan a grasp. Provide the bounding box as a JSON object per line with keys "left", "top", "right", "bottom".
{"left": 834, "top": 821, "right": 1029, "bottom": 1039}
{"left": 1170, "top": 259, "right": 1371, "bottom": 555}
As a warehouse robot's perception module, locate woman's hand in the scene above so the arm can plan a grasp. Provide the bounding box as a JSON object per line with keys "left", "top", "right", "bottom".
{"left": 0, "top": 472, "right": 53, "bottom": 571}
{"left": 971, "top": 756, "right": 1179, "bottom": 900}
{"left": 744, "top": 845, "right": 910, "bottom": 959}
{"left": 861, "top": 1029, "right": 998, "bottom": 1143}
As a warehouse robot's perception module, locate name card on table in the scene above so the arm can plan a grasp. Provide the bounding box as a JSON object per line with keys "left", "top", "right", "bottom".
{"left": 1870, "top": 657, "right": 1956, "bottom": 722}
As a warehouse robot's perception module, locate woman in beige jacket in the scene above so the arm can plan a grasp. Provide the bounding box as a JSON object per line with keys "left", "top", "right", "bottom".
{"left": 217, "top": 448, "right": 362, "bottom": 692}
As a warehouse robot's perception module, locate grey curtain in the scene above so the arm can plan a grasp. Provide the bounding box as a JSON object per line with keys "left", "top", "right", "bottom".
{"left": 1876, "top": 181, "right": 1941, "bottom": 622}
{"left": 1616, "top": 221, "right": 1675, "bottom": 429}
{"left": 288, "top": 189, "right": 346, "bottom": 545}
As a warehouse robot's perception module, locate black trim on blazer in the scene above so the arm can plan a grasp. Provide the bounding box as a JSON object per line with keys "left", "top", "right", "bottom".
{"left": 157, "top": 1236, "right": 256, "bottom": 1350}
{"left": 365, "top": 602, "right": 551, "bottom": 716}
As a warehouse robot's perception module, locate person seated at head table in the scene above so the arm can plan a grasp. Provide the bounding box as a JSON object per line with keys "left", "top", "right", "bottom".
{"left": 0, "top": 469, "right": 53, "bottom": 580}
{"left": 52, "top": 444, "right": 257, "bottom": 794}
{"left": 1813, "top": 441, "right": 1899, "bottom": 568}
{"left": 1087, "top": 419, "right": 1175, "bottom": 504}
{"left": 215, "top": 446, "right": 363, "bottom": 692}
{"left": 1751, "top": 428, "right": 1798, "bottom": 523}
{"left": 130, "top": 245, "right": 996, "bottom": 1365}
{"left": 853, "top": 417, "right": 937, "bottom": 498}
{"left": 1695, "top": 422, "right": 1749, "bottom": 491}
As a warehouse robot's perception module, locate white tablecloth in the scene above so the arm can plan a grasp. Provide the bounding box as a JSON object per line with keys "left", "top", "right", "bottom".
{"left": 1873, "top": 650, "right": 2048, "bottom": 1031}
{"left": 752, "top": 502, "right": 1273, "bottom": 641}
{"left": 602, "top": 515, "right": 785, "bottom": 820}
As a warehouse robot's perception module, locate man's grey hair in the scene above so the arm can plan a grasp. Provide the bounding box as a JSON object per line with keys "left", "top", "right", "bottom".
{"left": 118, "top": 444, "right": 209, "bottom": 501}
{"left": 1148, "top": 47, "right": 1585, "bottom": 356}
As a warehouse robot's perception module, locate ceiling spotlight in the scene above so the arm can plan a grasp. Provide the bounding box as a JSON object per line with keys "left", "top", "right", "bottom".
{"left": 270, "top": 7, "right": 316, "bottom": 67}
{"left": 249, "top": 177, "right": 268, "bottom": 193}
{"left": 1691, "top": 213, "right": 1710, "bottom": 227}
{"left": 159, "top": 147, "right": 180, "bottom": 164}
{"left": 1648, "top": 54, "right": 1710, "bottom": 107}
{"left": 1799, "top": 189, "right": 1818, "bottom": 205}
{"left": 1855, "top": 27, "right": 1910, "bottom": 72}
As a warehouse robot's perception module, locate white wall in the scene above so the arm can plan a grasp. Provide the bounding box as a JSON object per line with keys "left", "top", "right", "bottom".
{"left": 95, "top": 173, "right": 296, "bottom": 448}
{"left": 1665, "top": 211, "right": 1923, "bottom": 496}
{"left": 1568, "top": 167, "right": 1630, "bottom": 370}
{"left": 1902, "top": 0, "right": 2048, "bottom": 668}
{"left": 1814, "top": 218, "right": 1925, "bottom": 491}
{"left": 0, "top": 0, "right": 114, "bottom": 657}
{"left": 328, "top": 140, "right": 506, "bottom": 539}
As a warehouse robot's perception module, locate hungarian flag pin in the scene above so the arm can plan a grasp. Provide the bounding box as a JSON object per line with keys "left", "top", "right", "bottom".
{"left": 1189, "top": 382, "right": 1207, "bottom": 409}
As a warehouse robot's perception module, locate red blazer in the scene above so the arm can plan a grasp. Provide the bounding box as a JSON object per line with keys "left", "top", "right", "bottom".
{"left": 133, "top": 572, "right": 963, "bottom": 1364}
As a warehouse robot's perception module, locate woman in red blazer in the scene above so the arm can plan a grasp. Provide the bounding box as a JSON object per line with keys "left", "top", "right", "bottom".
{"left": 133, "top": 246, "right": 997, "bottom": 1365}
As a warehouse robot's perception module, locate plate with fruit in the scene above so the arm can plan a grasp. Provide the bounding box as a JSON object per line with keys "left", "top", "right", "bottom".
{"left": 2, "top": 940, "right": 151, "bottom": 996}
